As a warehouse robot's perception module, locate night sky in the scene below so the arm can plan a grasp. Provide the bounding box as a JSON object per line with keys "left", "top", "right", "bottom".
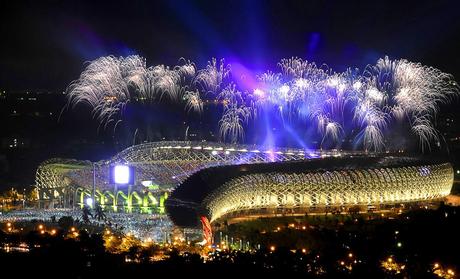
{"left": 1, "top": 0, "right": 460, "bottom": 188}
{"left": 2, "top": 0, "right": 460, "bottom": 91}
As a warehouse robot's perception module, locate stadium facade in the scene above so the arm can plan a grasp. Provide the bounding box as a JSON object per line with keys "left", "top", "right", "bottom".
{"left": 166, "top": 156, "right": 453, "bottom": 226}
{"left": 35, "top": 141, "right": 454, "bottom": 227}
{"left": 35, "top": 141, "right": 322, "bottom": 212}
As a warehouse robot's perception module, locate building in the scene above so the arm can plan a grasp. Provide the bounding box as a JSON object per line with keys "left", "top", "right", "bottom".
{"left": 35, "top": 140, "right": 454, "bottom": 227}
{"left": 36, "top": 141, "right": 345, "bottom": 211}
{"left": 166, "top": 156, "right": 453, "bottom": 226}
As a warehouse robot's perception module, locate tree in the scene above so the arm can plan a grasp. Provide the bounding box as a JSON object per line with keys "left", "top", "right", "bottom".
{"left": 94, "top": 204, "right": 106, "bottom": 222}
{"left": 58, "top": 216, "right": 74, "bottom": 231}
{"left": 118, "top": 234, "right": 140, "bottom": 252}
{"left": 81, "top": 205, "right": 93, "bottom": 224}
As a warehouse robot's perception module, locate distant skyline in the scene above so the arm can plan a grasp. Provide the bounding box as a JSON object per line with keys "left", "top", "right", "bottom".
{"left": 1, "top": 0, "right": 460, "bottom": 91}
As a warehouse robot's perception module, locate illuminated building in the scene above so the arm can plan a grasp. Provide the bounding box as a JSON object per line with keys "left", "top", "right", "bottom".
{"left": 36, "top": 141, "right": 454, "bottom": 225}
{"left": 36, "top": 140, "right": 339, "bottom": 211}
{"left": 167, "top": 156, "right": 453, "bottom": 226}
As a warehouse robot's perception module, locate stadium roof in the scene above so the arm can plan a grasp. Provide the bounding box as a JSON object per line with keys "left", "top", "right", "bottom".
{"left": 166, "top": 155, "right": 450, "bottom": 227}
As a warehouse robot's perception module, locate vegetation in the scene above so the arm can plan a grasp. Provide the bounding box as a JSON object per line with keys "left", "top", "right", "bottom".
{"left": 0, "top": 204, "right": 458, "bottom": 278}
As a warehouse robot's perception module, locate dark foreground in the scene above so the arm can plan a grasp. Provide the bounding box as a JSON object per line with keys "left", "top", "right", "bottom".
{"left": 1, "top": 204, "right": 459, "bottom": 278}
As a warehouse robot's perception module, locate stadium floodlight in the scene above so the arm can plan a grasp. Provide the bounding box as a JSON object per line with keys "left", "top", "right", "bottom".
{"left": 110, "top": 164, "right": 134, "bottom": 185}
{"left": 114, "top": 165, "right": 130, "bottom": 184}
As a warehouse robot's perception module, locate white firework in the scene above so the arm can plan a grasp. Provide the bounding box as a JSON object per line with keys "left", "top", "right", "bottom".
{"left": 67, "top": 54, "right": 458, "bottom": 151}
{"left": 174, "top": 58, "right": 196, "bottom": 81}
{"left": 278, "top": 57, "right": 328, "bottom": 80}
{"left": 363, "top": 124, "right": 385, "bottom": 152}
{"left": 66, "top": 56, "right": 132, "bottom": 128}
{"left": 361, "top": 56, "right": 459, "bottom": 150}
{"left": 219, "top": 103, "right": 251, "bottom": 143}
{"left": 195, "top": 58, "right": 231, "bottom": 94}
{"left": 321, "top": 121, "right": 343, "bottom": 148}
{"left": 183, "top": 90, "right": 203, "bottom": 114}
{"left": 218, "top": 83, "right": 244, "bottom": 108}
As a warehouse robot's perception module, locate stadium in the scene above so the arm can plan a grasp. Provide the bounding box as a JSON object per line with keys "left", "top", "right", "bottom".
{"left": 35, "top": 140, "right": 328, "bottom": 212}
{"left": 35, "top": 141, "right": 454, "bottom": 228}
{"left": 166, "top": 156, "right": 453, "bottom": 226}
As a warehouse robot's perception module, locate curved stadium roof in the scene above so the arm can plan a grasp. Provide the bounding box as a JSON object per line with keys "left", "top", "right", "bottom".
{"left": 37, "top": 141, "right": 346, "bottom": 199}
{"left": 166, "top": 155, "right": 453, "bottom": 227}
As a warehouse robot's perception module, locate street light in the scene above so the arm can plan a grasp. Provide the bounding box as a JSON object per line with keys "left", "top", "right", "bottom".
{"left": 91, "top": 162, "right": 96, "bottom": 209}
{"left": 86, "top": 197, "right": 94, "bottom": 207}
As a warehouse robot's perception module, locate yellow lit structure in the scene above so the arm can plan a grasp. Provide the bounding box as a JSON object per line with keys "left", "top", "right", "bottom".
{"left": 204, "top": 163, "right": 452, "bottom": 222}
{"left": 167, "top": 156, "right": 453, "bottom": 226}
{"left": 35, "top": 140, "right": 351, "bottom": 211}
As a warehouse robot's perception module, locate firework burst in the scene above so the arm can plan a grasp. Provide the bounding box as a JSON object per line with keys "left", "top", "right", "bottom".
{"left": 66, "top": 55, "right": 459, "bottom": 152}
